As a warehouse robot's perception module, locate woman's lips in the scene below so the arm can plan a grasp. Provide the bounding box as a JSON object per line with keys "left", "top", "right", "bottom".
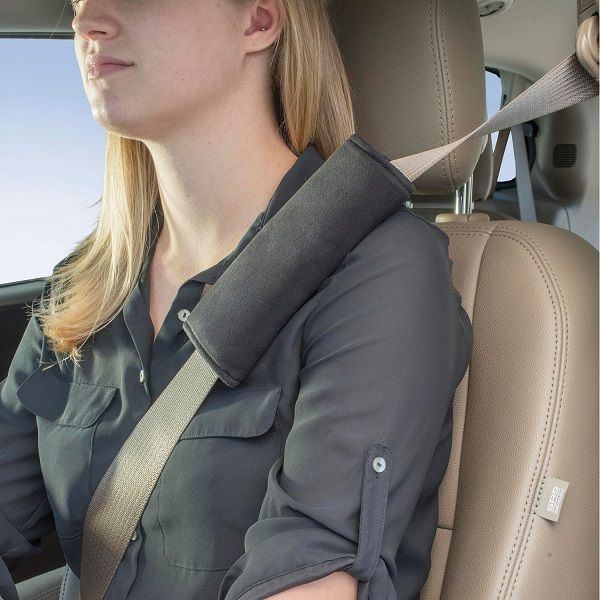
{"left": 87, "top": 63, "right": 132, "bottom": 80}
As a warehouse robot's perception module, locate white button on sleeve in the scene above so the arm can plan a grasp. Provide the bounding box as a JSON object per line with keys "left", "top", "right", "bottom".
{"left": 372, "top": 456, "right": 386, "bottom": 473}
{"left": 139, "top": 369, "right": 145, "bottom": 384}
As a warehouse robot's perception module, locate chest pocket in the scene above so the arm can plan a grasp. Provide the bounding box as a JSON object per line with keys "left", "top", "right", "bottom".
{"left": 156, "top": 384, "right": 282, "bottom": 573}
{"left": 16, "top": 367, "right": 118, "bottom": 540}
{"left": 17, "top": 367, "right": 117, "bottom": 427}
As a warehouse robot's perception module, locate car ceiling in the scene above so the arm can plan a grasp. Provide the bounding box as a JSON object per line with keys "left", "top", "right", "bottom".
{"left": 0, "top": 0, "right": 582, "bottom": 84}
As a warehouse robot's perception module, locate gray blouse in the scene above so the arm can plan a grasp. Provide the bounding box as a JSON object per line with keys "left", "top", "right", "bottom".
{"left": 0, "top": 143, "right": 473, "bottom": 600}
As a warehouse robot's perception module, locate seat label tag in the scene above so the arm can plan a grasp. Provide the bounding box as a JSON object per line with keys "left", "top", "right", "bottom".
{"left": 536, "top": 476, "right": 570, "bottom": 522}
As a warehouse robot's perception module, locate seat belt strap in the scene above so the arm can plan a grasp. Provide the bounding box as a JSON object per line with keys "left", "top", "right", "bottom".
{"left": 393, "top": 53, "right": 598, "bottom": 182}
{"left": 80, "top": 353, "right": 221, "bottom": 600}
{"left": 490, "top": 127, "right": 510, "bottom": 197}
{"left": 79, "top": 51, "right": 597, "bottom": 600}
{"left": 512, "top": 123, "right": 538, "bottom": 222}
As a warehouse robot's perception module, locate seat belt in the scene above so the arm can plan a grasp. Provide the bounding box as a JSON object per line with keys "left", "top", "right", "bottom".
{"left": 489, "top": 127, "right": 509, "bottom": 197}
{"left": 488, "top": 70, "right": 537, "bottom": 220}
{"left": 76, "top": 51, "right": 597, "bottom": 600}
{"left": 512, "top": 122, "right": 538, "bottom": 222}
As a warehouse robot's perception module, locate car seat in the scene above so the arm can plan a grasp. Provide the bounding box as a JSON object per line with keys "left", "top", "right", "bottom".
{"left": 326, "top": 0, "right": 599, "bottom": 598}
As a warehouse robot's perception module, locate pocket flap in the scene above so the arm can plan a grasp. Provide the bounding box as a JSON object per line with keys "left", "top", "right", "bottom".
{"left": 181, "top": 385, "right": 282, "bottom": 440}
{"left": 17, "top": 368, "right": 117, "bottom": 428}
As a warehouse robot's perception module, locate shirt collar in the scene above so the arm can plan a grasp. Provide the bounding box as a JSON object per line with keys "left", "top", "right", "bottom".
{"left": 139, "top": 143, "right": 325, "bottom": 288}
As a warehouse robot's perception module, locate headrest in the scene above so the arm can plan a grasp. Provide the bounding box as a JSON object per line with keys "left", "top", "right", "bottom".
{"left": 327, "top": 0, "right": 488, "bottom": 196}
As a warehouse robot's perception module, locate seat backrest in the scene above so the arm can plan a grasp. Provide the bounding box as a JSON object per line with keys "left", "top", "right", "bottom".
{"left": 326, "top": 0, "right": 599, "bottom": 598}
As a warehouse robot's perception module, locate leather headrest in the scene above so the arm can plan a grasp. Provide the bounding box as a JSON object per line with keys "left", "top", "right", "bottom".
{"left": 327, "top": 0, "right": 488, "bottom": 196}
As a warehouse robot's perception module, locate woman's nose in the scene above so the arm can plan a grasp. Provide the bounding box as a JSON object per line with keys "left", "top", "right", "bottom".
{"left": 71, "top": 0, "right": 119, "bottom": 40}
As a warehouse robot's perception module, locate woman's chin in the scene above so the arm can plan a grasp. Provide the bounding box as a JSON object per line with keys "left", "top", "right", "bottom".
{"left": 90, "top": 110, "right": 145, "bottom": 139}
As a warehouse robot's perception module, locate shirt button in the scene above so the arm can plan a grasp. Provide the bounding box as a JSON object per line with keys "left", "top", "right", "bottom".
{"left": 139, "top": 369, "right": 145, "bottom": 384}
{"left": 131, "top": 529, "right": 138, "bottom": 542}
{"left": 372, "top": 457, "right": 386, "bottom": 473}
{"left": 177, "top": 308, "right": 190, "bottom": 322}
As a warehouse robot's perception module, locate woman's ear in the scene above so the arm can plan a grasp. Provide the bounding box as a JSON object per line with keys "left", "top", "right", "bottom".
{"left": 242, "top": 0, "right": 283, "bottom": 51}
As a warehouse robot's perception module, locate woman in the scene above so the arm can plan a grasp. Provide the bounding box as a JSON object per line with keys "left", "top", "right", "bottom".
{"left": 0, "top": 0, "right": 473, "bottom": 599}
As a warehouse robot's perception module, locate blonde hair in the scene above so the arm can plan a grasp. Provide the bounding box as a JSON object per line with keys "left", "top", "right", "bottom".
{"left": 31, "top": 0, "right": 355, "bottom": 365}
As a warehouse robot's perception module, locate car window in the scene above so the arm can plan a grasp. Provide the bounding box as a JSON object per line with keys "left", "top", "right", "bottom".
{"left": 0, "top": 38, "right": 103, "bottom": 285}
{"left": 485, "top": 68, "right": 516, "bottom": 184}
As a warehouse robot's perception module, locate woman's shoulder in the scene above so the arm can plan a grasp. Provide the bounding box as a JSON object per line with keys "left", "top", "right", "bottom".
{"left": 318, "top": 206, "right": 453, "bottom": 296}
{"left": 355, "top": 205, "right": 450, "bottom": 261}
{"left": 301, "top": 205, "right": 461, "bottom": 344}
{"left": 11, "top": 252, "right": 76, "bottom": 383}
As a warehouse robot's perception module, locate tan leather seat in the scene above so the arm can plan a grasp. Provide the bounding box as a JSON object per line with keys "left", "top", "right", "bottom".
{"left": 327, "top": 0, "right": 599, "bottom": 598}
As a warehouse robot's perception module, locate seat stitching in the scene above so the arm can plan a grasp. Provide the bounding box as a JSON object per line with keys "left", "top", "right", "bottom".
{"left": 440, "top": 0, "right": 458, "bottom": 188}
{"left": 460, "top": 229, "right": 562, "bottom": 600}
{"left": 489, "top": 230, "right": 569, "bottom": 600}
{"left": 430, "top": 0, "right": 450, "bottom": 190}
{"left": 445, "top": 226, "right": 565, "bottom": 599}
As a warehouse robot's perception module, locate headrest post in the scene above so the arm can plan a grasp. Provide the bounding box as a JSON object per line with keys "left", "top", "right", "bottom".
{"left": 454, "top": 174, "right": 474, "bottom": 215}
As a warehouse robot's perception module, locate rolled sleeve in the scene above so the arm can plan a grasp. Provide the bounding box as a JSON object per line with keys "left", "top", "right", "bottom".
{"left": 0, "top": 298, "right": 56, "bottom": 599}
{"left": 217, "top": 210, "right": 472, "bottom": 600}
